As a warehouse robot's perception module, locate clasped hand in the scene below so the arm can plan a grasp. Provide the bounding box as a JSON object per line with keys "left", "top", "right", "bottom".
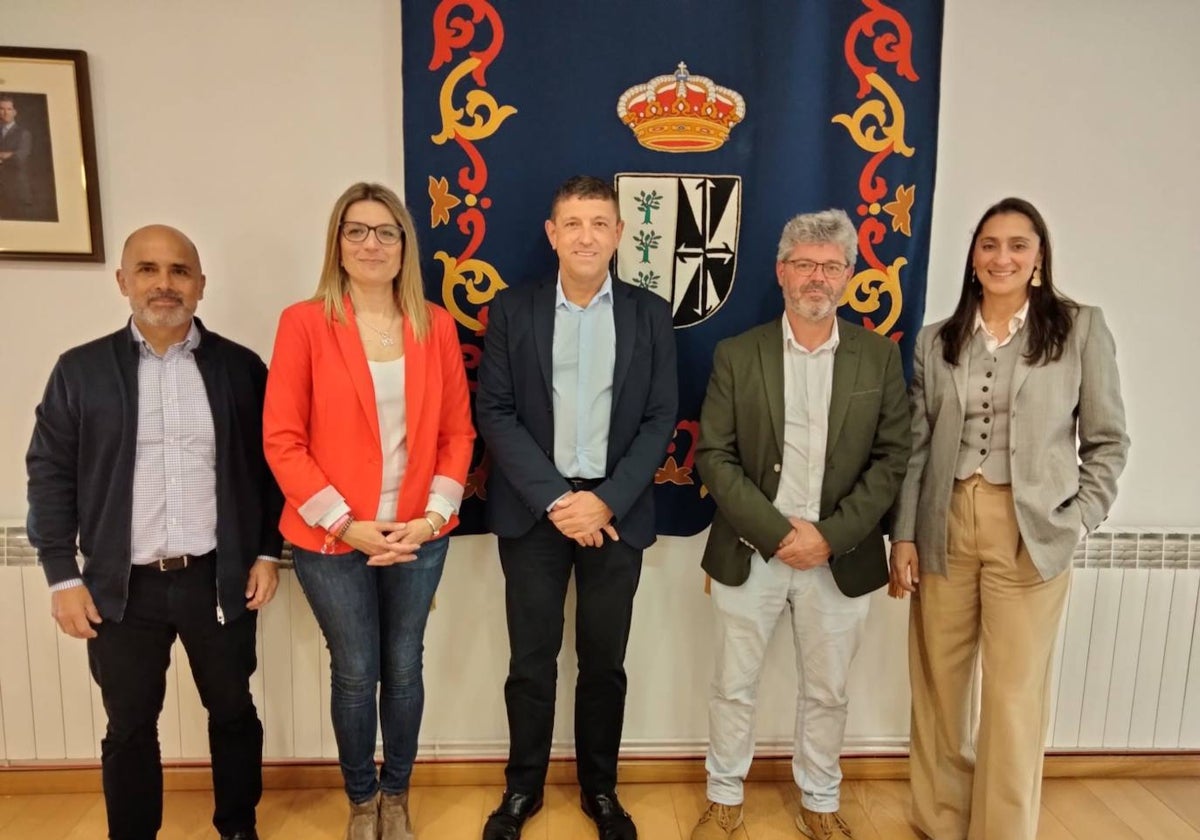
{"left": 775, "top": 517, "right": 831, "bottom": 569}
{"left": 341, "top": 518, "right": 432, "bottom": 566}
{"left": 548, "top": 490, "right": 620, "bottom": 547}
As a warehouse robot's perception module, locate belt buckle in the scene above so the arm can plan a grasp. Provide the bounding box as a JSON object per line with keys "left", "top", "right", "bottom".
{"left": 158, "top": 555, "right": 189, "bottom": 572}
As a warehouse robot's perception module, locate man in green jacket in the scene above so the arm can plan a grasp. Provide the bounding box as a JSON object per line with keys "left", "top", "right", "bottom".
{"left": 690, "top": 209, "right": 910, "bottom": 840}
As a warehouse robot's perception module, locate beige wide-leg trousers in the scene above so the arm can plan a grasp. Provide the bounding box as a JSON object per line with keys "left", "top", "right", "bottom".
{"left": 908, "top": 476, "right": 1070, "bottom": 840}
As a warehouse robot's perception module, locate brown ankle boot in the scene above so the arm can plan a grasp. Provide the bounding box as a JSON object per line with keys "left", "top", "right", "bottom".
{"left": 380, "top": 791, "right": 415, "bottom": 840}
{"left": 345, "top": 793, "right": 379, "bottom": 840}
{"left": 691, "top": 800, "right": 744, "bottom": 839}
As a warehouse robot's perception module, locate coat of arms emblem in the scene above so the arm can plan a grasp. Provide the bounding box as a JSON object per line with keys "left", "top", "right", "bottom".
{"left": 615, "top": 173, "right": 741, "bottom": 329}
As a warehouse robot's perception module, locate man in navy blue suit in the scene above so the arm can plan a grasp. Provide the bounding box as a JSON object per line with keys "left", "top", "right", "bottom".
{"left": 0, "top": 94, "right": 34, "bottom": 219}
{"left": 476, "top": 176, "right": 677, "bottom": 840}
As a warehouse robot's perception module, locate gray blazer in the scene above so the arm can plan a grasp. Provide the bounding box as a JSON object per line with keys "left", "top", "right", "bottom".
{"left": 892, "top": 304, "right": 1129, "bottom": 580}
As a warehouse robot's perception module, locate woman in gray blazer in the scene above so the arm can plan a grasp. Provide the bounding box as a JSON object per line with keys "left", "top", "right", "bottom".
{"left": 888, "top": 197, "right": 1129, "bottom": 840}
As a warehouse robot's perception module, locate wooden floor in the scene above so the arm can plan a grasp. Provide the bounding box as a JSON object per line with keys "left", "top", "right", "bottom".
{"left": 1, "top": 779, "right": 1198, "bottom": 838}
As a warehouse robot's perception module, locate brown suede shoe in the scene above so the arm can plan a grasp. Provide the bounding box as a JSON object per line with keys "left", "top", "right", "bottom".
{"left": 796, "top": 805, "right": 854, "bottom": 840}
{"left": 345, "top": 793, "right": 379, "bottom": 840}
{"left": 690, "top": 801, "right": 744, "bottom": 839}
{"left": 381, "top": 791, "right": 415, "bottom": 840}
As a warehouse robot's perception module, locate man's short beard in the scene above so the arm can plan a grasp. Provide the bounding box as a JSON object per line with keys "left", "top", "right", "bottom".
{"left": 789, "top": 296, "right": 836, "bottom": 322}
{"left": 134, "top": 303, "right": 193, "bottom": 329}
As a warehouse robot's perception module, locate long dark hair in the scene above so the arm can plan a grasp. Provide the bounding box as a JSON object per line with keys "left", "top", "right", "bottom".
{"left": 938, "top": 197, "right": 1077, "bottom": 366}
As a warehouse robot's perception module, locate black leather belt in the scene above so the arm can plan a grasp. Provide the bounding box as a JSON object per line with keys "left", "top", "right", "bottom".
{"left": 137, "top": 549, "right": 216, "bottom": 572}
{"left": 566, "top": 477, "right": 604, "bottom": 492}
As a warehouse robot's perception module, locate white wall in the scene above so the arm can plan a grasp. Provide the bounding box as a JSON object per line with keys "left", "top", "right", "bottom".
{"left": 1, "top": 0, "right": 406, "bottom": 508}
{"left": 2, "top": 0, "right": 1197, "bottom": 759}
{"left": 926, "top": 0, "right": 1200, "bottom": 525}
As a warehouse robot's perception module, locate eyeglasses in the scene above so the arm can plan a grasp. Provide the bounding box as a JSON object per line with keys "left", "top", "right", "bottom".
{"left": 340, "top": 222, "right": 404, "bottom": 246}
{"left": 782, "top": 258, "right": 849, "bottom": 279}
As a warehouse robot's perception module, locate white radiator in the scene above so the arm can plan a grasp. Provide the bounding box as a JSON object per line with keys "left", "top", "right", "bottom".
{"left": 1, "top": 526, "right": 1197, "bottom": 762}
{"left": 1049, "top": 530, "right": 1200, "bottom": 749}
{"left": 0, "top": 530, "right": 339, "bottom": 763}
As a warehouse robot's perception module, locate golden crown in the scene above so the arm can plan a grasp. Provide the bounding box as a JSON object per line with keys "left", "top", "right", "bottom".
{"left": 616, "top": 62, "right": 746, "bottom": 154}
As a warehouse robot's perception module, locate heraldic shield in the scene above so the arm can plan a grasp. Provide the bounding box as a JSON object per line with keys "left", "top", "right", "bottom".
{"left": 614, "top": 173, "right": 741, "bottom": 329}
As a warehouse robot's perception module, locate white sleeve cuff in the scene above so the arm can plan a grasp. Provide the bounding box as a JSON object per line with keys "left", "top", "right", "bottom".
{"left": 314, "top": 499, "right": 352, "bottom": 530}
{"left": 50, "top": 578, "right": 85, "bottom": 592}
{"left": 429, "top": 475, "right": 465, "bottom": 512}
{"left": 425, "top": 493, "right": 457, "bottom": 523}
{"left": 300, "top": 485, "right": 349, "bottom": 527}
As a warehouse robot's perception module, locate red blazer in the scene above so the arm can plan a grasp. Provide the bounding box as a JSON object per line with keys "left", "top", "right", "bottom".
{"left": 264, "top": 296, "right": 475, "bottom": 552}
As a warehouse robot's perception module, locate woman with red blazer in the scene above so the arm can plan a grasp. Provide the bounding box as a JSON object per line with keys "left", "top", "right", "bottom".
{"left": 264, "top": 182, "right": 474, "bottom": 840}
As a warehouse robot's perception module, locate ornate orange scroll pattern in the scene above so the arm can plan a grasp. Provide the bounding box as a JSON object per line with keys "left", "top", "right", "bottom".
{"left": 833, "top": 0, "right": 921, "bottom": 341}
{"left": 426, "top": 1, "right": 516, "bottom": 498}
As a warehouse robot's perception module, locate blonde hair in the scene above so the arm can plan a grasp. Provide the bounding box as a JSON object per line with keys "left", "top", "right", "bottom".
{"left": 312, "top": 182, "right": 430, "bottom": 341}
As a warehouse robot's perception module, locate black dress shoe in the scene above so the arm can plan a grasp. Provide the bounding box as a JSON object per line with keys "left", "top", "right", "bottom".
{"left": 219, "top": 832, "right": 258, "bottom": 840}
{"left": 482, "top": 790, "right": 544, "bottom": 840}
{"left": 580, "top": 791, "right": 637, "bottom": 840}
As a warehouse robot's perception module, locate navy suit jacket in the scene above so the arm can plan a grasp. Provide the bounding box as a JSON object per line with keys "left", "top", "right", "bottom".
{"left": 476, "top": 277, "right": 678, "bottom": 550}
{"left": 0, "top": 122, "right": 33, "bottom": 213}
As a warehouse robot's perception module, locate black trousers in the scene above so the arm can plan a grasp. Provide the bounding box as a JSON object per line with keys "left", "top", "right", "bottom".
{"left": 87, "top": 555, "right": 262, "bottom": 840}
{"left": 498, "top": 517, "right": 643, "bottom": 795}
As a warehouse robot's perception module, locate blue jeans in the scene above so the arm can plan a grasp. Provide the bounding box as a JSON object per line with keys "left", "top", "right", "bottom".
{"left": 292, "top": 537, "right": 447, "bottom": 802}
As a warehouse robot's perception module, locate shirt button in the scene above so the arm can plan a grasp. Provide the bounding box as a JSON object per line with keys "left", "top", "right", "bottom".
{"left": 982, "top": 402, "right": 990, "bottom": 409}
{"left": 981, "top": 433, "right": 988, "bottom": 440}
{"left": 773, "top": 463, "right": 781, "bottom": 473}
{"left": 986, "top": 371, "right": 993, "bottom": 378}
{"left": 983, "top": 417, "right": 990, "bottom": 424}
{"left": 982, "top": 386, "right": 990, "bottom": 393}
{"left": 979, "top": 449, "right": 987, "bottom": 456}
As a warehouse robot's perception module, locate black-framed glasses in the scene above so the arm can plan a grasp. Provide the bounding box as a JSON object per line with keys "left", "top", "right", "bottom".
{"left": 340, "top": 221, "right": 404, "bottom": 246}
{"left": 782, "top": 258, "right": 849, "bottom": 279}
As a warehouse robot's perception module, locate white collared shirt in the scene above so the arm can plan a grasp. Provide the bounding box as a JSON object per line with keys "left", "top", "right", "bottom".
{"left": 129, "top": 319, "right": 218, "bottom": 564}
{"left": 774, "top": 316, "right": 839, "bottom": 526}
{"left": 973, "top": 300, "right": 1029, "bottom": 353}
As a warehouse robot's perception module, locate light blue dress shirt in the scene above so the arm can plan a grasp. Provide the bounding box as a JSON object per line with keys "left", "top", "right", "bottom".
{"left": 552, "top": 273, "right": 616, "bottom": 479}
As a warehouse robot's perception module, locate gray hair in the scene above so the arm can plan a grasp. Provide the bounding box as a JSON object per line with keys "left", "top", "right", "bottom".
{"left": 776, "top": 209, "right": 858, "bottom": 267}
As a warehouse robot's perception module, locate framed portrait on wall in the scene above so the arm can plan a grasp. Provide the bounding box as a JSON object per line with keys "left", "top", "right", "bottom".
{"left": 0, "top": 47, "right": 104, "bottom": 262}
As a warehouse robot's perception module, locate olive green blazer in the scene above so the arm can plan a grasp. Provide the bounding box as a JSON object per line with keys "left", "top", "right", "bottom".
{"left": 696, "top": 317, "right": 911, "bottom": 597}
